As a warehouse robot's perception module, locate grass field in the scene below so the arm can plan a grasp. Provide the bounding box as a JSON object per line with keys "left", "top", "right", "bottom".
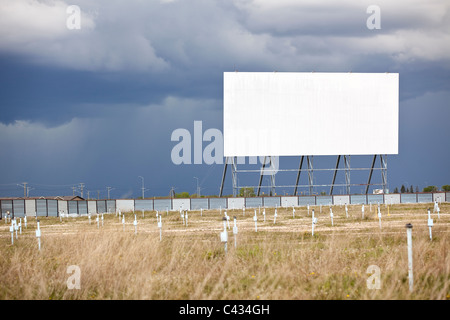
{"left": 0, "top": 203, "right": 448, "bottom": 300}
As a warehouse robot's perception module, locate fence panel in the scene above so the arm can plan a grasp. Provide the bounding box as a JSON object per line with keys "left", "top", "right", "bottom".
{"left": 36, "top": 199, "right": 48, "bottom": 216}
{"left": 400, "top": 194, "right": 417, "bottom": 203}
{"left": 77, "top": 201, "right": 88, "bottom": 215}
{"left": 281, "top": 196, "right": 298, "bottom": 207}
{"left": 154, "top": 199, "right": 172, "bottom": 211}
{"left": 58, "top": 200, "right": 68, "bottom": 215}
{"left": 25, "top": 199, "right": 36, "bottom": 216}
{"left": 47, "top": 200, "right": 58, "bottom": 217}
{"left": 134, "top": 200, "right": 154, "bottom": 211}
{"left": 106, "top": 200, "right": 116, "bottom": 213}
{"left": 87, "top": 201, "right": 97, "bottom": 214}
{"left": 316, "top": 196, "right": 333, "bottom": 206}
{"left": 298, "top": 196, "right": 316, "bottom": 206}
{"left": 263, "top": 197, "right": 280, "bottom": 207}
{"left": 245, "top": 197, "right": 263, "bottom": 208}
{"left": 190, "top": 198, "right": 208, "bottom": 210}
{"left": 209, "top": 198, "right": 227, "bottom": 210}
{"left": 367, "top": 194, "right": 383, "bottom": 205}
{"left": 13, "top": 200, "right": 25, "bottom": 218}
{"left": 333, "top": 195, "right": 350, "bottom": 206}
{"left": 68, "top": 201, "right": 79, "bottom": 215}
{"left": 384, "top": 193, "right": 400, "bottom": 204}
{"left": 351, "top": 195, "right": 367, "bottom": 205}
{"left": 228, "top": 197, "right": 245, "bottom": 209}
{"left": 417, "top": 193, "right": 432, "bottom": 203}
{"left": 433, "top": 193, "right": 445, "bottom": 203}
{"left": 1, "top": 200, "right": 13, "bottom": 218}
{"left": 97, "top": 201, "right": 106, "bottom": 213}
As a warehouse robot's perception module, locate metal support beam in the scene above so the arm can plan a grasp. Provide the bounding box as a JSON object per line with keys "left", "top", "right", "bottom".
{"left": 219, "top": 157, "right": 229, "bottom": 197}
{"left": 344, "top": 155, "right": 351, "bottom": 195}
{"left": 307, "top": 156, "right": 314, "bottom": 195}
{"left": 269, "top": 157, "right": 276, "bottom": 196}
{"left": 293, "top": 156, "right": 304, "bottom": 196}
{"left": 365, "top": 155, "right": 377, "bottom": 194}
{"left": 329, "top": 155, "right": 341, "bottom": 195}
{"left": 232, "top": 157, "right": 238, "bottom": 197}
{"left": 257, "top": 156, "right": 267, "bottom": 196}
{"left": 380, "top": 154, "right": 388, "bottom": 194}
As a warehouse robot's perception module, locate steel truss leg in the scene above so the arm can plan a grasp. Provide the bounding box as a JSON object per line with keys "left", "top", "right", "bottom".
{"left": 269, "top": 157, "right": 276, "bottom": 196}
{"left": 380, "top": 154, "right": 387, "bottom": 194}
{"left": 219, "top": 157, "right": 229, "bottom": 197}
{"left": 257, "top": 156, "right": 267, "bottom": 196}
{"left": 294, "top": 156, "right": 304, "bottom": 196}
{"left": 344, "top": 155, "right": 350, "bottom": 195}
{"left": 232, "top": 157, "right": 238, "bottom": 197}
{"left": 307, "top": 156, "right": 314, "bottom": 195}
{"left": 330, "top": 155, "right": 341, "bottom": 195}
{"left": 365, "top": 155, "right": 377, "bottom": 194}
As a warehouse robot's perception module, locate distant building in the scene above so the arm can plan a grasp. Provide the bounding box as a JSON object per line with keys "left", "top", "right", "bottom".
{"left": 0, "top": 196, "right": 85, "bottom": 201}
{"left": 373, "top": 189, "right": 388, "bottom": 194}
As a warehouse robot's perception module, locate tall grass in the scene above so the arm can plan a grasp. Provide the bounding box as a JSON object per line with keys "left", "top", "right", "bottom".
{"left": 0, "top": 203, "right": 448, "bottom": 299}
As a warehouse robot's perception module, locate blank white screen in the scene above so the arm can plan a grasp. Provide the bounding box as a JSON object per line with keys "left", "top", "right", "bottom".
{"left": 224, "top": 72, "right": 398, "bottom": 157}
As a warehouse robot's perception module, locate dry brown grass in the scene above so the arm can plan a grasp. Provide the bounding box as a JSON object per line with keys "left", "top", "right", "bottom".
{"left": 0, "top": 203, "right": 448, "bottom": 300}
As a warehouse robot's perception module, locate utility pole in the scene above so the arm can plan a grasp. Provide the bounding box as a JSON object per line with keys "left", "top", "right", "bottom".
{"left": 106, "top": 187, "right": 114, "bottom": 199}
{"left": 72, "top": 186, "right": 77, "bottom": 196}
{"left": 97, "top": 190, "right": 100, "bottom": 200}
{"left": 87, "top": 190, "right": 90, "bottom": 200}
{"left": 194, "top": 177, "right": 200, "bottom": 197}
{"left": 79, "top": 183, "right": 85, "bottom": 198}
{"left": 26, "top": 187, "right": 34, "bottom": 197}
{"left": 17, "top": 182, "right": 28, "bottom": 198}
{"left": 138, "top": 176, "right": 145, "bottom": 199}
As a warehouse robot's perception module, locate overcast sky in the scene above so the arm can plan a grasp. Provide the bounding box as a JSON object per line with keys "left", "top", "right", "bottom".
{"left": 0, "top": 0, "right": 449, "bottom": 198}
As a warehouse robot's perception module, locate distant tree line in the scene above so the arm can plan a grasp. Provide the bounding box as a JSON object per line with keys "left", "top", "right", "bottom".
{"left": 392, "top": 185, "right": 450, "bottom": 193}
{"left": 146, "top": 184, "right": 450, "bottom": 199}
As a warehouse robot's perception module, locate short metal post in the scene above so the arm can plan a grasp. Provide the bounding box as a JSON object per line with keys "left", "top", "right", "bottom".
{"left": 312, "top": 209, "right": 317, "bottom": 236}
{"left": 233, "top": 216, "right": 238, "bottom": 248}
{"left": 14, "top": 219, "right": 18, "bottom": 239}
{"left": 36, "top": 220, "right": 41, "bottom": 251}
{"left": 427, "top": 209, "right": 433, "bottom": 241}
{"left": 10, "top": 223, "right": 14, "bottom": 245}
{"left": 224, "top": 210, "right": 230, "bottom": 229}
{"left": 406, "top": 223, "right": 413, "bottom": 292}
{"left": 329, "top": 207, "right": 333, "bottom": 226}
{"left": 378, "top": 205, "right": 382, "bottom": 230}
{"left": 221, "top": 217, "right": 228, "bottom": 254}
